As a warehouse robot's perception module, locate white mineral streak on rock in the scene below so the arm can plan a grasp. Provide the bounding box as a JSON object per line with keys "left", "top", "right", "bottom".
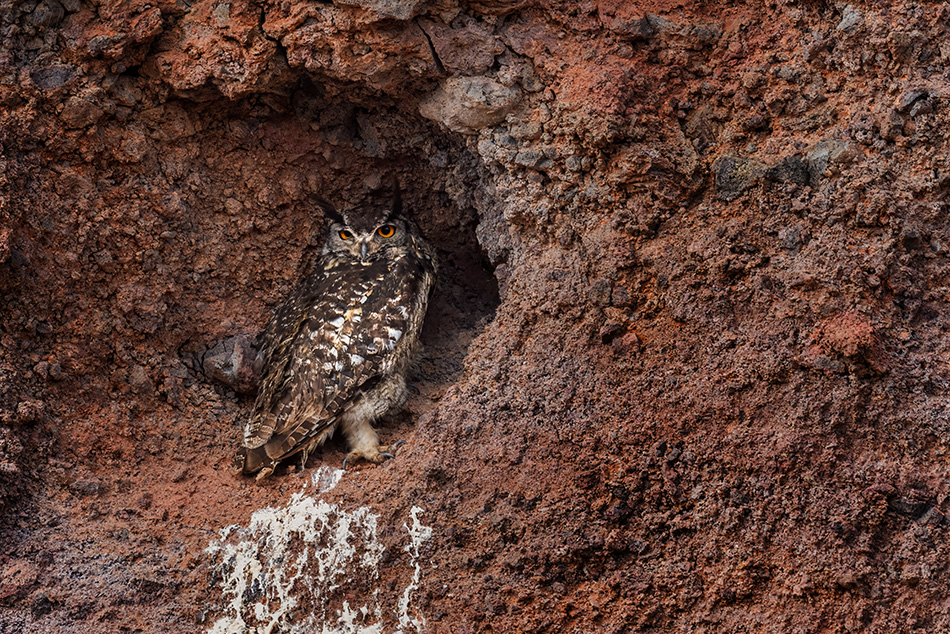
{"left": 205, "top": 467, "right": 432, "bottom": 634}
{"left": 397, "top": 507, "right": 433, "bottom": 632}
{"left": 312, "top": 465, "right": 345, "bottom": 493}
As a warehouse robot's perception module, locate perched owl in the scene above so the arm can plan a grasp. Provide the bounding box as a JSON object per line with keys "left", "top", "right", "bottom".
{"left": 236, "top": 185, "right": 437, "bottom": 480}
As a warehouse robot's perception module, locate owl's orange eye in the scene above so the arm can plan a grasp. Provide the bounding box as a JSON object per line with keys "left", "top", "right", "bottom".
{"left": 377, "top": 225, "right": 395, "bottom": 238}
{"left": 339, "top": 230, "right": 352, "bottom": 240}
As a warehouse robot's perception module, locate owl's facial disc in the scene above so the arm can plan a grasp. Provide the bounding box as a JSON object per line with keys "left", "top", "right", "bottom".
{"left": 326, "top": 217, "right": 407, "bottom": 263}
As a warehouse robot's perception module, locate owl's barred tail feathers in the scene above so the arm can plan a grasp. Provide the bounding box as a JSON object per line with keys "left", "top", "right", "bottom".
{"left": 233, "top": 446, "right": 274, "bottom": 480}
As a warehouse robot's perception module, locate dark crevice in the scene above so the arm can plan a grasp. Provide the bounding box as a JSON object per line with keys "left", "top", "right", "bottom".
{"left": 415, "top": 19, "right": 446, "bottom": 74}
{"left": 258, "top": 5, "right": 289, "bottom": 66}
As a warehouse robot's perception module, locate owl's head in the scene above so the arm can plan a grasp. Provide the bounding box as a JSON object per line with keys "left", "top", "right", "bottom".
{"left": 317, "top": 180, "right": 412, "bottom": 263}
{"left": 324, "top": 216, "right": 411, "bottom": 263}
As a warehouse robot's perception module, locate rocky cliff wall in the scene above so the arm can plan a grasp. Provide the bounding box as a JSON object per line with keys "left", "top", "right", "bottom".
{"left": 2, "top": 0, "right": 950, "bottom": 632}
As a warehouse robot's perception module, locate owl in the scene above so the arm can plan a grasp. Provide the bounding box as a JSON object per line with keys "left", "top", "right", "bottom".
{"left": 236, "top": 184, "right": 437, "bottom": 480}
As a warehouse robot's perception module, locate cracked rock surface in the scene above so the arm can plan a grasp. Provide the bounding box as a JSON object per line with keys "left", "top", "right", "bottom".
{"left": 3, "top": 0, "right": 950, "bottom": 632}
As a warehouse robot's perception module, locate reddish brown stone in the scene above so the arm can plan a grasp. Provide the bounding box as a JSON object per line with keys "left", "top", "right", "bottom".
{"left": 1, "top": 1, "right": 949, "bottom": 632}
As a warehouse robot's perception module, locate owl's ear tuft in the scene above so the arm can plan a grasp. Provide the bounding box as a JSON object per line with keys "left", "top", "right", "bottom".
{"left": 311, "top": 195, "right": 344, "bottom": 225}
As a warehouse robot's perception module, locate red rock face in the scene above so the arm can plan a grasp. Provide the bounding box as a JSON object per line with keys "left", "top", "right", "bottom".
{"left": 2, "top": 0, "right": 950, "bottom": 632}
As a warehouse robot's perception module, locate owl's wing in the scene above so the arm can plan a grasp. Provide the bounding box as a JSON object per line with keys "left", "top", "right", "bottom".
{"left": 242, "top": 253, "right": 434, "bottom": 472}
{"left": 240, "top": 267, "right": 325, "bottom": 456}
{"left": 255, "top": 269, "right": 326, "bottom": 372}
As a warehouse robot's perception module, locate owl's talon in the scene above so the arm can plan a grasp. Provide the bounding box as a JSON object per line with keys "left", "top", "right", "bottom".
{"left": 344, "top": 444, "right": 401, "bottom": 469}
{"left": 390, "top": 439, "right": 407, "bottom": 451}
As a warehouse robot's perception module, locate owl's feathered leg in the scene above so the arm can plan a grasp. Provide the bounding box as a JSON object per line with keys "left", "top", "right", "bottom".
{"left": 339, "top": 412, "right": 405, "bottom": 469}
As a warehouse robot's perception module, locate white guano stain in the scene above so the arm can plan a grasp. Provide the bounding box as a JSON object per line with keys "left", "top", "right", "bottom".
{"left": 205, "top": 467, "right": 432, "bottom": 634}
{"left": 398, "top": 507, "right": 433, "bottom": 633}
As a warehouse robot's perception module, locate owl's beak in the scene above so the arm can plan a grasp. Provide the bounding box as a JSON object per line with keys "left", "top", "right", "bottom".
{"left": 360, "top": 240, "right": 369, "bottom": 262}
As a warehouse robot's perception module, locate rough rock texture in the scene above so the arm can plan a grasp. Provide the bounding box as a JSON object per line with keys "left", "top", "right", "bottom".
{"left": 2, "top": 0, "right": 950, "bottom": 632}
